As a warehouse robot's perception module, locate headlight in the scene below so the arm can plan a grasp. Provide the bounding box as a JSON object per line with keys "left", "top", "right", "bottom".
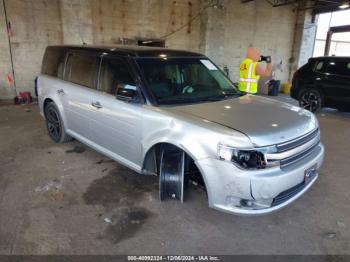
{"left": 218, "top": 144, "right": 268, "bottom": 169}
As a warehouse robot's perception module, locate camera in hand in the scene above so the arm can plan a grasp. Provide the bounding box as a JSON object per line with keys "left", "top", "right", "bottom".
{"left": 260, "top": 55, "right": 271, "bottom": 63}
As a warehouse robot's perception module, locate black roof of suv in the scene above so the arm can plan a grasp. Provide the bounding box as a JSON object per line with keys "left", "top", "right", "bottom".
{"left": 48, "top": 45, "right": 204, "bottom": 58}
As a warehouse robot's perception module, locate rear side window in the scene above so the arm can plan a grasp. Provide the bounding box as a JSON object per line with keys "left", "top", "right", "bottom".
{"left": 98, "top": 57, "right": 137, "bottom": 95}
{"left": 64, "top": 53, "right": 99, "bottom": 89}
{"left": 41, "top": 47, "right": 66, "bottom": 78}
{"left": 326, "top": 60, "right": 350, "bottom": 77}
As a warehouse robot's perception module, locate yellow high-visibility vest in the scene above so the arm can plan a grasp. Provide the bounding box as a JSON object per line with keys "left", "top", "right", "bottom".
{"left": 238, "top": 58, "right": 260, "bottom": 93}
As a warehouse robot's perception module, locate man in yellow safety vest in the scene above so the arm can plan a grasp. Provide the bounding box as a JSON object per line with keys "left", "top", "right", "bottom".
{"left": 238, "top": 47, "right": 272, "bottom": 94}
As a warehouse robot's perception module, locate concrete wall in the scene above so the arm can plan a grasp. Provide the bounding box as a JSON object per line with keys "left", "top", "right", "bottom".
{"left": 0, "top": 0, "right": 15, "bottom": 98}
{"left": 58, "top": 0, "right": 202, "bottom": 49}
{"left": 0, "top": 0, "right": 315, "bottom": 99}
{"left": 89, "top": 0, "right": 202, "bottom": 50}
{"left": 204, "top": 0, "right": 298, "bottom": 83}
{"left": 289, "top": 0, "right": 317, "bottom": 79}
{"left": 1, "top": 0, "right": 63, "bottom": 97}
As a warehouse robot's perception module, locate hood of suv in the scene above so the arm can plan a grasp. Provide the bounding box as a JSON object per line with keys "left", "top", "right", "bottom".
{"left": 168, "top": 95, "right": 318, "bottom": 146}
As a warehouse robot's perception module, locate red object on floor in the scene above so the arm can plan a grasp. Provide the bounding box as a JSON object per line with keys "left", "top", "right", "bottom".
{"left": 14, "top": 92, "right": 32, "bottom": 105}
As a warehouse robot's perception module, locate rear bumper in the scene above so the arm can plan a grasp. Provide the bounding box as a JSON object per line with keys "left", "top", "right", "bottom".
{"left": 195, "top": 143, "right": 324, "bottom": 216}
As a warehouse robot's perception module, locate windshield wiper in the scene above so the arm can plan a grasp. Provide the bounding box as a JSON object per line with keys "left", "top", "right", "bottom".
{"left": 203, "top": 92, "right": 242, "bottom": 101}
{"left": 158, "top": 92, "right": 242, "bottom": 104}
{"left": 158, "top": 97, "right": 205, "bottom": 104}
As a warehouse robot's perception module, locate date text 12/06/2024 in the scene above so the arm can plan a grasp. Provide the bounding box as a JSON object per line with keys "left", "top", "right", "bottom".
{"left": 127, "top": 255, "right": 220, "bottom": 261}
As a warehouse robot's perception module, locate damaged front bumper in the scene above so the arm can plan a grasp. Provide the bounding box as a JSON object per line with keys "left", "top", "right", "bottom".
{"left": 195, "top": 143, "right": 324, "bottom": 216}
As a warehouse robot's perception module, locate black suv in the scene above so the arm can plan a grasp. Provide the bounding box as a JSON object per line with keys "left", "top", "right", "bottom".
{"left": 291, "top": 56, "right": 350, "bottom": 112}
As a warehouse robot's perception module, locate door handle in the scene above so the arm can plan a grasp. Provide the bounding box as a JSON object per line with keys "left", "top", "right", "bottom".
{"left": 57, "top": 89, "right": 64, "bottom": 95}
{"left": 91, "top": 101, "right": 103, "bottom": 109}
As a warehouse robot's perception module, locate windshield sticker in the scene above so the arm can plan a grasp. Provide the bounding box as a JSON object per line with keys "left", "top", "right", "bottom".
{"left": 200, "top": 60, "right": 218, "bottom": 70}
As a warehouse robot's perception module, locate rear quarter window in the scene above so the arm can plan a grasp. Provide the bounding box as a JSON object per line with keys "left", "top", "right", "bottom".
{"left": 64, "top": 53, "right": 99, "bottom": 89}
{"left": 41, "top": 47, "right": 66, "bottom": 78}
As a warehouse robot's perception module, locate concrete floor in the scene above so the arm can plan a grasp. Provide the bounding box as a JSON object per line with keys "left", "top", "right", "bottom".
{"left": 0, "top": 96, "right": 349, "bottom": 255}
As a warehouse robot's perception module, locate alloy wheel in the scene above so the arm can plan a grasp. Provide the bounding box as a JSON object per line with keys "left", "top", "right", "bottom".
{"left": 46, "top": 107, "right": 61, "bottom": 141}
{"left": 299, "top": 91, "right": 320, "bottom": 112}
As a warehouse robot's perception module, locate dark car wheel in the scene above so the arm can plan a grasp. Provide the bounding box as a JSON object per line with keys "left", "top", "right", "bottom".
{"left": 159, "top": 147, "right": 185, "bottom": 202}
{"left": 44, "top": 102, "right": 72, "bottom": 143}
{"left": 298, "top": 89, "right": 322, "bottom": 113}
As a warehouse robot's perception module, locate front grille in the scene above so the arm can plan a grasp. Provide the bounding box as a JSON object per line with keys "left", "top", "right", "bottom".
{"left": 276, "top": 128, "right": 319, "bottom": 153}
{"left": 280, "top": 142, "right": 320, "bottom": 168}
{"left": 265, "top": 128, "right": 321, "bottom": 169}
{"left": 271, "top": 181, "right": 306, "bottom": 206}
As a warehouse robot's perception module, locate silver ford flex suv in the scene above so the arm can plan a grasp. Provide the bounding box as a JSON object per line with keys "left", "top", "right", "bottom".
{"left": 37, "top": 45, "right": 324, "bottom": 215}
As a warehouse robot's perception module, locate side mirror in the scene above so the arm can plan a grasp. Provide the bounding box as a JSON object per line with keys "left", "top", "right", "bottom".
{"left": 116, "top": 85, "right": 139, "bottom": 103}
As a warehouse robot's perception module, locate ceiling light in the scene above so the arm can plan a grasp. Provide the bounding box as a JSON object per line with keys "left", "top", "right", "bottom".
{"left": 339, "top": 2, "right": 349, "bottom": 9}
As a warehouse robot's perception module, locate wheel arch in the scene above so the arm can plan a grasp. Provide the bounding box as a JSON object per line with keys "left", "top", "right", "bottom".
{"left": 42, "top": 96, "right": 68, "bottom": 126}
{"left": 142, "top": 142, "right": 208, "bottom": 201}
{"left": 43, "top": 97, "right": 54, "bottom": 113}
{"left": 142, "top": 142, "right": 197, "bottom": 175}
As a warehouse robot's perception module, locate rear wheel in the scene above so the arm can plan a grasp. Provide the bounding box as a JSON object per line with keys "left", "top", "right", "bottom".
{"left": 298, "top": 88, "right": 322, "bottom": 113}
{"left": 44, "top": 102, "right": 72, "bottom": 143}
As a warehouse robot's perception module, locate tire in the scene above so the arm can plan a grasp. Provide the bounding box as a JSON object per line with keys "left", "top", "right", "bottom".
{"left": 298, "top": 88, "right": 323, "bottom": 113}
{"left": 44, "top": 102, "right": 72, "bottom": 143}
{"left": 159, "top": 146, "right": 185, "bottom": 202}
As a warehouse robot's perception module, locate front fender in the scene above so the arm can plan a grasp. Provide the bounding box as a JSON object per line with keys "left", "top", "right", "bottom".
{"left": 141, "top": 117, "right": 220, "bottom": 163}
{"left": 141, "top": 105, "right": 252, "bottom": 163}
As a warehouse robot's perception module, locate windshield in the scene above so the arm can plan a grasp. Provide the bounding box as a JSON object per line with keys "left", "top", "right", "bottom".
{"left": 136, "top": 58, "right": 240, "bottom": 105}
